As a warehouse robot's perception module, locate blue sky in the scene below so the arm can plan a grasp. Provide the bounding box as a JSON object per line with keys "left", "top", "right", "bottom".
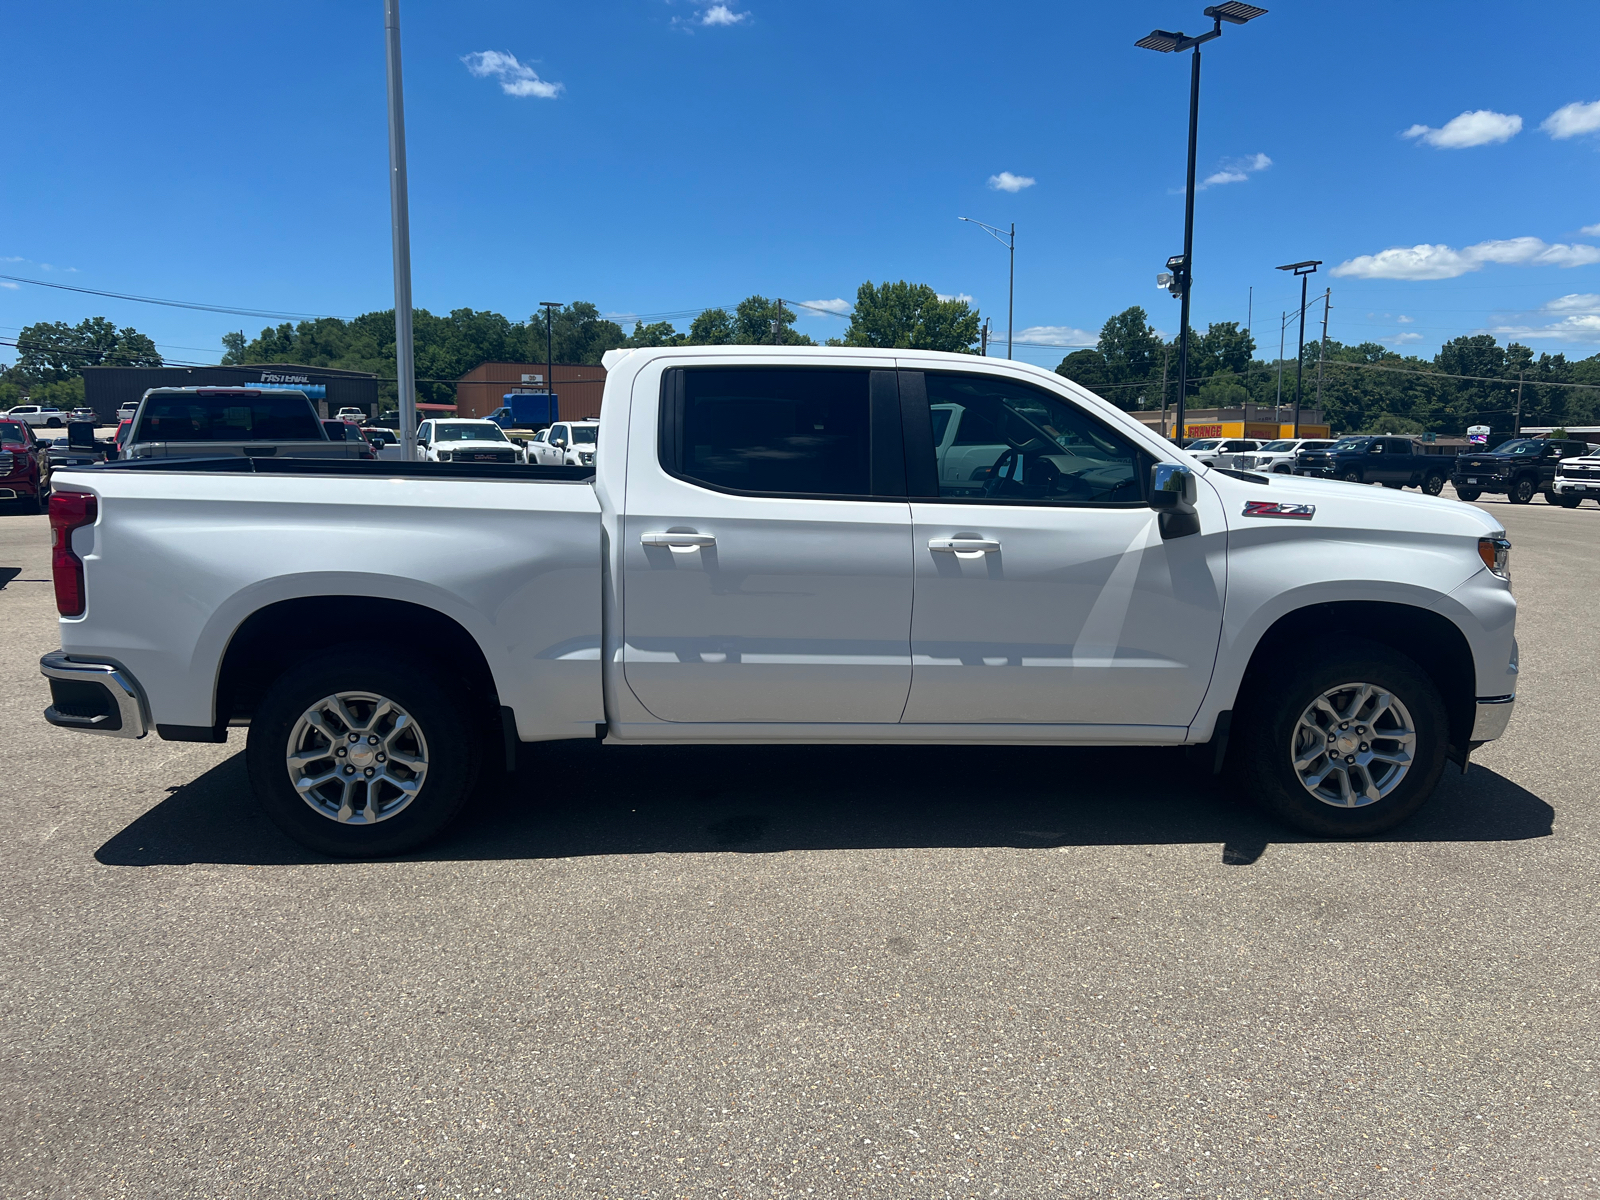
{"left": 5, "top": 0, "right": 1600, "bottom": 373}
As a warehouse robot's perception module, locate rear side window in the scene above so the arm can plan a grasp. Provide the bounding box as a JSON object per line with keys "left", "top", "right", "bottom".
{"left": 136, "top": 394, "right": 323, "bottom": 442}
{"left": 663, "top": 368, "right": 872, "bottom": 498}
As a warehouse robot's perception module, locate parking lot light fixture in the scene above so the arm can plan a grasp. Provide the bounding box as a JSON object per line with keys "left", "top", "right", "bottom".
{"left": 1137, "top": 2, "right": 1267, "bottom": 443}
{"left": 959, "top": 217, "right": 1015, "bottom": 359}
{"left": 1275, "top": 260, "right": 1321, "bottom": 438}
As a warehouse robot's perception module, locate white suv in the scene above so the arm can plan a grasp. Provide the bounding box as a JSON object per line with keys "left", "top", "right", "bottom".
{"left": 1237, "top": 438, "right": 1337, "bottom": 474}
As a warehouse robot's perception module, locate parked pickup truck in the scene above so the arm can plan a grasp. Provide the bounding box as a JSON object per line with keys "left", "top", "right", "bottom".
{"left": 1551, "top": 449, "right": 1600, "bottom": 507}
{"left": 124, "top": 387, "right": 368, "bottom": 461}
{"left": 1451, "top": 437, "right": 1594, "bottom": 504}
{"left": 1294, "top": 436, "right": 1449, "bottom": 495}
{"left": 40, "top": 347, "right": 1518, "bottom": 856}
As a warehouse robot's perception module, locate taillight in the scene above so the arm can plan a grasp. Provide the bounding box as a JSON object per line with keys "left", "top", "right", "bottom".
{"left": 49, "top": 490, "right": 97, "bottom": 616}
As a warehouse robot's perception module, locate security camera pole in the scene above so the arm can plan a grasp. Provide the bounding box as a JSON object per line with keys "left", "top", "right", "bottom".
{"left": 1137, "top": 2, "right": 1267, "bottom": 444}
{"left": 384, "top": 0, "right": 417, "bottom": 456}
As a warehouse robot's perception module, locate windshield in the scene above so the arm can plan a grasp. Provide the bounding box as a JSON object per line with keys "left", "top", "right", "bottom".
{"left": 1186, "top": 439, "right": 1222, "bottom": 450}
{"left": 134, "top": 393, "right": 323, "bottom": 442}
{"left": 0, "top": 421, "right": 26, "bottom": 443}
{"left": 1260, "top": 440, "right": 1297, "bottom": 452}
{"left": 570, "top": 425, "right": 598, "bottom": 444}
{"left": 437, "top": 423, "right": 509, "bottom": 443}
{"left": 1491, "top": 439, "right": 1543, "bottom": 456}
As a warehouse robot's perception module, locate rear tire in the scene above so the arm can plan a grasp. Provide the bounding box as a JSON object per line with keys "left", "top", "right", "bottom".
{"left": 1231, "top": 640, "right": 1448, "bottom": 837}
{"left": 1510, "top": 477, "right": 1535, "bottom": 504}
{"left": 1455, "top": 487, "right": 1481, "bottom": 501}
{"left": 1423, "top": 473, "right": 1445, "bottom": 496}
{"left": 246, "top": 652, "right": 481, "bottom": 857}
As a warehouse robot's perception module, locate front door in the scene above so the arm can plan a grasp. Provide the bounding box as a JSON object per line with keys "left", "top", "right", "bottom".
{"left": 899, "top": 369, "right": 1226, "bottom": 729}
{"left": 621, "top": 364, "right": 913, "bottom": 724}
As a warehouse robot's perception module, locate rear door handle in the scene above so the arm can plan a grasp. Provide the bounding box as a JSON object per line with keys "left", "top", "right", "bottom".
{"left": 641, "top": 532, "right": 716, "bottom": 551}
{"left": 928, "top": 538, "right": 1000, "bottom": 556}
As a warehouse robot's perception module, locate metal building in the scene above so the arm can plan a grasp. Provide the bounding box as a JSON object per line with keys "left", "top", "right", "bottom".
{"left": 81, "top": 363, "right": 380, "bottom": 423}
{"left": 453, "top": 362, "right": 607, "bottom": 422}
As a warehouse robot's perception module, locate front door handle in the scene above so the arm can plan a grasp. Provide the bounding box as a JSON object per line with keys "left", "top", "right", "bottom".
{"left": 641, "top": 532, "right": 716, "bottom": 552}
{"left": 928, "top": 537, "right": 1000, "bottom": 557}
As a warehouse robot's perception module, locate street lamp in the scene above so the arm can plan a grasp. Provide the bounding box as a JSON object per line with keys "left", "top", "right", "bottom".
{"left": 383, "top": 0, "right": 418, "bottom": 453}
{"left": 1274, "top": 260, "right": 1320, "bottom": 438}
{"left": 959, "top": 217, "right": 1015, "bottom": 359}
{"left": 540, "top": 302, "right": 562, "bottom": 414}
{"left": 1136, "top": 1, "right": 1267, "bottom": 444}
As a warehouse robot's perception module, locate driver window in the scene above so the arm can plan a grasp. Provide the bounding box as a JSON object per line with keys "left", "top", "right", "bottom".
{"left": 918, "top": 372, "right": 1147, "bottom": 506}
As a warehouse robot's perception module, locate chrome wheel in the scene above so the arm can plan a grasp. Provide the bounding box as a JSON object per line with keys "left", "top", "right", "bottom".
{"left": 1289, "top": 682, "right": 1416, "bottom": 808}
{"left": 285, "top": 691, "right": 429, "bottom": 824}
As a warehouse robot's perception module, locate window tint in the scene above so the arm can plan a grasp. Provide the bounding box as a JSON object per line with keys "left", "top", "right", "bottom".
{"left": 670, "top": 368, "right": 871, "bottom": 497}
{"left": 136, "top": 393, "right": 323, "bottom": 442}
{"left": 916, "top": 372, "right": 1146, "bottom": 506}
{"left": 1387, "top": 439, "right": 1411, "bottom": 455}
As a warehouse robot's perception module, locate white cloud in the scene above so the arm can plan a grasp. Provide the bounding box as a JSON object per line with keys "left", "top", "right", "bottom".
{"left": 1198, "top": 152, "right": 1272, "bottom": 189}
{"left": 1542, "top": 100, "right": 1600, "bottom": 140}
{"left": 988, "top": 172, "right": 1036, "bottom": 193}
{"left": 0, "top": 256, "right": 22, "bottom": 263}
{"left": 1332, "top": 237, "right": 1600, "bottom": 280}
{"left": 1488, "top": 315, "right": 1600, "bottom": 343}
{"left": 0, "top": 281, "right": 16, "bottom": 290}
{"left": 1014, "top": 325, "right": 1099, "bottom": 347}
{"left": 1397, "top": 314, "right": 1414, "bottom": 323}
{"left": 1385, "top": 332, "right": 1423, "bottom": 344}
{"left": 936, "top": 292, "right": 975, "bottom": 305}
{"left": 1582, "top": 223, "right": 1600, "bottom": 236}
{"left": 1401, "top": 110, "right": 1522, "bottom": 148}
{"left": 1544, "top": 293, "right": 1600, "bottom": 313}
{"left": 461, "top": 51, "right": 563, "bottom": 99}
{"left": 796, "top": 298, "right": 851, "bottom": 317}
{"left": 700, "top": 4, "right": 749, "bottom": 25}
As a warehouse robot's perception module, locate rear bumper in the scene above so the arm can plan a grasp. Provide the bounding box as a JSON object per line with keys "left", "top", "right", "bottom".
{"left": 1470, "top": 694, "right": 1515, "bottom": 743}
{"left": 39, "top": 650, "right": 149, "bottom": 739}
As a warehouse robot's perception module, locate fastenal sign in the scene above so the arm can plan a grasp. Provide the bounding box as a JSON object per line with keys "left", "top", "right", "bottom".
{"left": 257, "top": 372, "right": 313, "bottom": 385}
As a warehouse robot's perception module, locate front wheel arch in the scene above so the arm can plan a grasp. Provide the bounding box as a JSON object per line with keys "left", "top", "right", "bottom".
{"left": 1230, "top": 600, "right": 1477, "bottom": 766}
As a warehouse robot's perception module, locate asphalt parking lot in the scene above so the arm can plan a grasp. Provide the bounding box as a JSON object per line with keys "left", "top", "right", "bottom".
{"left": 1, "top": 486, "right": 1596, "bottom": 1199}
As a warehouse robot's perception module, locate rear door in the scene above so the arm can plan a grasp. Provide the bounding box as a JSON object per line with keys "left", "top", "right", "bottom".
{"left": 621, "top": 363, "right": 913, "bottom": 724}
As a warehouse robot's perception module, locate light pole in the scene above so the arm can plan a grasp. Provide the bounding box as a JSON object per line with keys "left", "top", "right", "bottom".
{"left": 1275, "top": 260, "right": 1320, "bottom": 438}
{"left": 383, "top": 0, "right": 417, "bottom": 453}
{"left": 540, "top": 302, "right": 561, "bottom": 415}
{"left": 959, "top": 217, "right": 1015, "bottom": 358}
{"left": 1138, "top": 2, "right": 1267, "bottom": 444}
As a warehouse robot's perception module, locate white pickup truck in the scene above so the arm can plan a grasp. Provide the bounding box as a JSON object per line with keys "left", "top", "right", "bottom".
{"left": 39, "top": 347, "right": 1517, "bottom": 856}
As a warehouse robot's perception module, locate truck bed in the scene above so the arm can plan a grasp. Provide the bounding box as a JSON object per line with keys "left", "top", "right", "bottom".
{"left": 86, "top": 456, "right": 595, "bottom": 483}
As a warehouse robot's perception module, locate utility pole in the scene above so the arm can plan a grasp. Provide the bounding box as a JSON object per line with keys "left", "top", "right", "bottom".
{"left": 1276, "top": 260, "right": 1322, "bottom": 439}
{"left": 383, "top": 0, "right": 417, "bottom": 454}
{"left": 1514, "top": 370, "right": 1525, "bottom": 435}
{"left": 1007, "top": 222, "right": 1015, "bottom": 360}
{"left": 773, "top": 298, "right": 785, "bottom": 346}
{"left": 1247, "top": 286, "right": 1252, "bottom": 339}
{"left": 540, "top": 302, "right": 560, "bottom": 414}
{"left": 1315, "top": 288, "right": 1330, "bottom": 416}
{"left": 1173, "top": 43, "right": 1202, "bottom": 444}
{"left": 1160, "top": 344, "right": 1171, "bottom": 438}
{"left": 980, "top": 318, "right": 990, "bottom": 357}
{"left": 1276, "top": 310, "right": 1285, "bottom": 415}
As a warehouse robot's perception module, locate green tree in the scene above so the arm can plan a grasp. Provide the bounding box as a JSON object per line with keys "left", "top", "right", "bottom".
{"left": 1192, "top": 321, "right": 1255, "bottom": 379}
{"left": 626, "top": 320, "right": 684, "bottom": 348}
{"left": 220, "top": 331, "right": 247, "bottom": 364}
{"left": 843, "top": 281, "right": 979, "bottom": 352}
{"left": 1195, "top": 368, "right": 1249, "bottom": 408}
{"left": 1097, "top": 306, "right": 1164, "bottom": 384}
{"left": 687, "top": 308, "right": 734, "bottom": 345}
{"left": 1055, "top": 348, "right": 1109, "bottom": 391}
{"left": 15, "top": 317, "right": 162, "bottom": 380}
{"left": 532, "top": 302, "right": 626, "bottom": 366}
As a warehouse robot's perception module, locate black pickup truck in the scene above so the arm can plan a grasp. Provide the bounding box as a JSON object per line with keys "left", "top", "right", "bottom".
{"left": 1451, "top": 437, "right": 1593, "bottom": 504}
{"left": 1293, "top": 436, "right": 1449, "bottom": 494}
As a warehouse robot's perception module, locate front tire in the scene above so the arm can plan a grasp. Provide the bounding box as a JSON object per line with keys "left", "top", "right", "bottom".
{"left": 1510, "top": 476, "right": 1535, "bottom": 504}
{"left": 1455, "top": 487, "right": 1481, "bottom": 501}
{"left": 1232, "top": 641, "right": 1448, "bottom": 837}
{"left": 246, "top": 652, "right": 481, "bottom": 856}
{"left": 1560, "top": 493, "right": 1583, "bottom": 508}
{"left": 1339, "top": 469, "right": 1363, "bottom": 484}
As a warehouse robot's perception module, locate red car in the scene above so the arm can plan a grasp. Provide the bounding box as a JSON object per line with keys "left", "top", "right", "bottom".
{"left": 0, "top": 419, "right": 51, "bottom": 512}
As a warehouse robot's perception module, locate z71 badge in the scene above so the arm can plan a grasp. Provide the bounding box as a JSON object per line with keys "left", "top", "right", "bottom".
{"left": 1242, "top": 500, "right": 1316, "bottom": 520}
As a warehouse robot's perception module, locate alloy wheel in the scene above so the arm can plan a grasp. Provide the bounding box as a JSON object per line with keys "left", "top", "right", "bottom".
{"left": 285, "top": 691, "right": 429, "bottom": 824}
{"left": 1289, "top": 682, "right": 1416, "bottom": 808}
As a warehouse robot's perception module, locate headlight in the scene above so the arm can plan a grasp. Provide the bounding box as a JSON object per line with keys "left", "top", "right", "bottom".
{"left": 437, "top": 451, "right": 452, "bottom": 461}
{"left": 1478, "top": 536, "right": 1511, "bottom": 580}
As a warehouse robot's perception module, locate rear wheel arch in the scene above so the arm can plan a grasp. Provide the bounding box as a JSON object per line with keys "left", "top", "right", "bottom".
{"left": 215, "top": 596, "right": 501, "bottom": 729}
{"left": 1234, "top": 600, "right": 1476, "bottom": 761}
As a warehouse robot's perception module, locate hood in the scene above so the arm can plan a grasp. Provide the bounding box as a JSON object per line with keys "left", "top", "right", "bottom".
{"left": 1205, "top": 468, "right": 1503, "bottom": 538}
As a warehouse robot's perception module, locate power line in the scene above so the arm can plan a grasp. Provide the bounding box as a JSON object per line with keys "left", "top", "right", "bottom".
{"left": 0, "top": 274, "right": 344, "bottom": 321}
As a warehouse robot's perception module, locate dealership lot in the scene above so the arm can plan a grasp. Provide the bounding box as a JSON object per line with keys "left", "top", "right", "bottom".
{"left": 1, "top": 489, "right": 1597, "bottom": 1198}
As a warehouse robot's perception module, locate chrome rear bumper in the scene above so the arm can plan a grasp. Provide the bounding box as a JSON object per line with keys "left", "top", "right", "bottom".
{"left": 40, "top": 650, "right": 149, "bottom": 739}
{"left": 1470, "top": 694, "right": 1515, "bottom": 742}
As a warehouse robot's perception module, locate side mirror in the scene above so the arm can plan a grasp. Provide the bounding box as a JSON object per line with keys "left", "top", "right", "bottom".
{"left": 1150, "top": 462, "right": 1199, "bottom": 539}
{"left": 553, "top": 437, "right": 567, "bottom": 449}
